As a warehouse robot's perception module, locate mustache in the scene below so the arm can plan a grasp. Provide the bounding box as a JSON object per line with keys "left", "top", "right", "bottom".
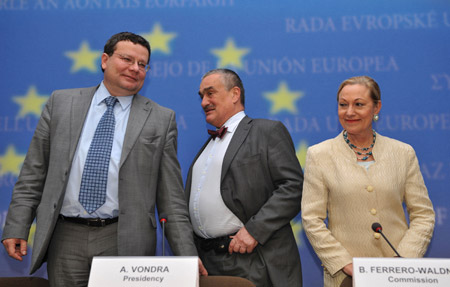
{"left": 203, "top": 105, "right": 215, "bottom": 112}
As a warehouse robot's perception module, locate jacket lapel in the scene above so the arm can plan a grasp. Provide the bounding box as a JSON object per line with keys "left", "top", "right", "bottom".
{"left": 69, "top": 86, "right": 97, "bottom": 160}
{"left": 221, "top": 116, "right": 252, "bottom": 182}
{"left": 119, "top": 94, "right": 152, "bottom": 168}
{"left": 185, "top": 137, "right": 212, "bottom": 203}
{"left": 186, "top": 116, "right": 252, "bottom": 200}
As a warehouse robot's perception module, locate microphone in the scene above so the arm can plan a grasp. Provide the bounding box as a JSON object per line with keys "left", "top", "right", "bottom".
{"left": 159, "top": 214, "right": 167, "bottom": 256}
{"left": 371, "top": 222, "right": 402, "bottom": 257}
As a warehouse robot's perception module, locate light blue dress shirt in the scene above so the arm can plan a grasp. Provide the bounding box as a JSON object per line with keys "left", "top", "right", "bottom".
{"left": 60, "top": 82, "right": 133, "bottom": 218}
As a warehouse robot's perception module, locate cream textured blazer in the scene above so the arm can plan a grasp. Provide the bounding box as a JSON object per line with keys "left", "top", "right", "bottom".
{"left": 301, "top": 132, "right": 435, "bottom": 287}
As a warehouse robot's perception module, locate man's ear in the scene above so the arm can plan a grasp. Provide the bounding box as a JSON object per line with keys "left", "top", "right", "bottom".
{"left": 101, "top": 53, "right": 109, "bottom": 71}
{"left": 231, "top": 86, "right": 241, "bottom": 104}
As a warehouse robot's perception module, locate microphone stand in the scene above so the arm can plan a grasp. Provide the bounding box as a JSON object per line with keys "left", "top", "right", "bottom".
{"left": 160, "top": 216, "right": 167, "bottom": 256}
{"left": 378, "top": 232, "right": 401, "bottom": 258}
{"left": 372, "top": 222, "right": 402, "bottom": 258}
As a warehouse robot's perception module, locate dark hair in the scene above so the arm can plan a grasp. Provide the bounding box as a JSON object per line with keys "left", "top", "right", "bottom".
{"left": 337, "top": 75, "right": 381, "bottom": 104}
{"left": 202, "top": 68, "right": 245, "bottom": 107}
{"left": 102, "top": 32, "right": 151, "bottom": 72}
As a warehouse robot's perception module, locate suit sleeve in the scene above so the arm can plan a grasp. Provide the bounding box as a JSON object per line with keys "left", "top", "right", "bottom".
{"left": 1, "top": 93, "right": 53, "bottom": 242}
{"left": 301, "top": 147, "right": 353, "bottom": 276}
{"left": 397, "top": 147, "right": 435, "bottom": 257}
{"left": 155, "top": 111, "right": 198, "bottom": 256}
{"left": 244, "top": 121, "right": 303, "bottom": 245}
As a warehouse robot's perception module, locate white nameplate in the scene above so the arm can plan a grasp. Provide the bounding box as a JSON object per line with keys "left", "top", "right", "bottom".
{"left": 353, "top": 257, "right": 450, "bottom": 287}
{"left": 88, "top": 256, "right": 199, "bottom": 287}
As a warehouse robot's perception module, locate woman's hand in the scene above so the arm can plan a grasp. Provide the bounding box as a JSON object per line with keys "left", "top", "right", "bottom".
{"left": 342, "top": 263, "right": 353, "bottom": 277}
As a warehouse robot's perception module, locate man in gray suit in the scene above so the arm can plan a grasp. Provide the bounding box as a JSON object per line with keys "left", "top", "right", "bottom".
{"left": 2, "top": 32, "right": 206, "bottom": 286}
{"left": 186, "top": 69, "right": 303, "bottom": 286}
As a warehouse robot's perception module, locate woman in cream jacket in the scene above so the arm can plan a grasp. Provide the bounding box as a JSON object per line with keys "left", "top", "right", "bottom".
{"left": 301, "top": 76, "right": 435, "bottom": 287}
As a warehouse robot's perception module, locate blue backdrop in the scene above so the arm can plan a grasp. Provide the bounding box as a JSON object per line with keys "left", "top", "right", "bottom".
{"left": 1, "top": 1, "right": 449, "bottom": 285}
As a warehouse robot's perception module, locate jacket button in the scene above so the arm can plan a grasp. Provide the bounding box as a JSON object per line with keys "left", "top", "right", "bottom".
{"left": 370, "top": 208, "right": 377, "bottom": 215}
{"left": 374, "top": 233, "right": 381, "bottom": 239}
{"left": 367, "top": 185, "right": 374, "bottom": 192}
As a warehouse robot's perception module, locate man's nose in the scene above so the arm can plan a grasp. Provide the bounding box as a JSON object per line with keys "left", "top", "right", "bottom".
{"left": 129, "top": 61, "right": 140, "bottom": 72}
{"left": 201, "top": 96, "right": 209, "bottom": 108}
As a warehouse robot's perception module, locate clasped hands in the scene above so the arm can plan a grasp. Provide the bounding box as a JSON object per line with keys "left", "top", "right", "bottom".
{"left": 228, "top": 226, "right": 258, "bottom": 254}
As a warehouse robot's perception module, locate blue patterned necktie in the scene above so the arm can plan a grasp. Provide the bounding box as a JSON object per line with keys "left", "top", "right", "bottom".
{"left": 79, "top": 96, "right": 118, "bottom": 214}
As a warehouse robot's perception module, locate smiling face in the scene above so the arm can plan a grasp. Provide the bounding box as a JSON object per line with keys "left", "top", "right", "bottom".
{"left": 338, "top": 84, "right": 381, "bottom": 138}
{"left": 198, "top": 73, "right": 243, "bottom": 128}
{"left": 101, "top": 40, "right": 149, "bottom": 97}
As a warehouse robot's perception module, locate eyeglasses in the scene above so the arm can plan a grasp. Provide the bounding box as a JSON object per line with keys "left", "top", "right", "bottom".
{"left": 113, "top": 53, "right": 150, "bottom": 72}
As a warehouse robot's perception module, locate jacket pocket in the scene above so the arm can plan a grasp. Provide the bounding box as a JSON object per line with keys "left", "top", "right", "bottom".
{"left": 148, "top": 212, "right": 156, "bottom": 228}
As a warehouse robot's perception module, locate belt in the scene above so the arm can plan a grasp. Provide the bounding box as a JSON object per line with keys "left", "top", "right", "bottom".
{"left": 194, "top": 233, "right": 234, "bottom": 253}
{"left": 59, "top": 215, "right": 118, "bottom": 227}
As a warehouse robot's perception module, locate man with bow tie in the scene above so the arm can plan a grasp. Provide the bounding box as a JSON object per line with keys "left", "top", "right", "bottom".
{"left": 185, "top": 68, "right": 304, "bottom": 287}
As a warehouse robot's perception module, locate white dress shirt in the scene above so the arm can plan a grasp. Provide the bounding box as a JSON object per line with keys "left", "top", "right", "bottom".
{"left": 60, "top": 82, "right": 133, "bottom": 218}
{"left": 189, "top": 111, "right": 246, "bottom": 239}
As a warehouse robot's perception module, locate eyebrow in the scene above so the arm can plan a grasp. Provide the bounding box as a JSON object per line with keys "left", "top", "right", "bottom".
{"left": 339, "top": 97, "right": 366, "bottom": 101}
{"left": 116, "top": 52, "right": 148, "bottom": 64}
{"left": 198, "top": 86, "right": 214, "bottom": 97}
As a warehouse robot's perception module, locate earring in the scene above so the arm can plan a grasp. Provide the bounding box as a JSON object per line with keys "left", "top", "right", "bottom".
{"left": 373, "top": 114, "right": 379, "bottom": 122}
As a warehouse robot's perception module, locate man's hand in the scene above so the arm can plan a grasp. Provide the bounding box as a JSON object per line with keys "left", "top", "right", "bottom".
{"left": 2, "top": 238, "right": 27, "bottom": 261}
{"left": 228, "top": 226, "right": 258, "bottom": 254}
{"left": 198, "top": 258, "right": 208, "bottom": 276}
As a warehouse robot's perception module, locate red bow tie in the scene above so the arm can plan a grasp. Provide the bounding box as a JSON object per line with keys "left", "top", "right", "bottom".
{"left": 208, "top": 126, "right": 228, "bottom": 139}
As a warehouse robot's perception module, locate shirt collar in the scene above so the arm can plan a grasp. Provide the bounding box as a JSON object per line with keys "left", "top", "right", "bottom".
{"left": 222, "top": 111, "right": 246, "bottom": 134}
{"left": 95, "top": 81, "right": 134, "bottom": 110}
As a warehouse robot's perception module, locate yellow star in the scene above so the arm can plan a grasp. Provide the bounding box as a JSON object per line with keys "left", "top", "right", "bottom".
{"left": 13, "top": 86, "right": 49, "bottom": 118}
{"left": 0, "top": 145, "right": 25, "bottom": 176}
{"left": 28, "top": 223, "right": 37, "bottom": 248}
{"left": 142, "top": 23, "right": 177, "bottom": 54}
{"left": 263, "top": 81, "right": 304, "bottom": 115}
{"left": 211, "top": 38, "right": 250, "bottom": 69}
{"left": 291, "top": 218, "right": 304, "bottom": 247}
{"left": 65, "top": 41, "right": 102, "bottom": 73}
{"left": 296, "top": 140, "right": 309, "bottom": 169}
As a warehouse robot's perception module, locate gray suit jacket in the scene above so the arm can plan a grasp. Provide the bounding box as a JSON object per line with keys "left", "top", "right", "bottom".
{"left": 2, "top": 85, "right": 197, "bottom": 274}
{"left": 185, "top": 116, "right": 303, "bottom": 286}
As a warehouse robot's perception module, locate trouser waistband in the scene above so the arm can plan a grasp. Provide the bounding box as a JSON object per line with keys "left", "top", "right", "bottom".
{"left": 194, "top": 233, "right": 235, "bottom": 253}
{"left": 59, "top": 215, "right": 118, "bottom": 227}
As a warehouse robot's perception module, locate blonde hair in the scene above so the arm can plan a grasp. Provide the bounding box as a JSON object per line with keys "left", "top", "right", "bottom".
{"left": 337, "top": 76, "right": 381, "bottom": 104}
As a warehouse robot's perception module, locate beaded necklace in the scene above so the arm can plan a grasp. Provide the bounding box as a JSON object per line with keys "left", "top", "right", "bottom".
{"left": 343, "top": 129, "right": 376, "bottom": 161}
